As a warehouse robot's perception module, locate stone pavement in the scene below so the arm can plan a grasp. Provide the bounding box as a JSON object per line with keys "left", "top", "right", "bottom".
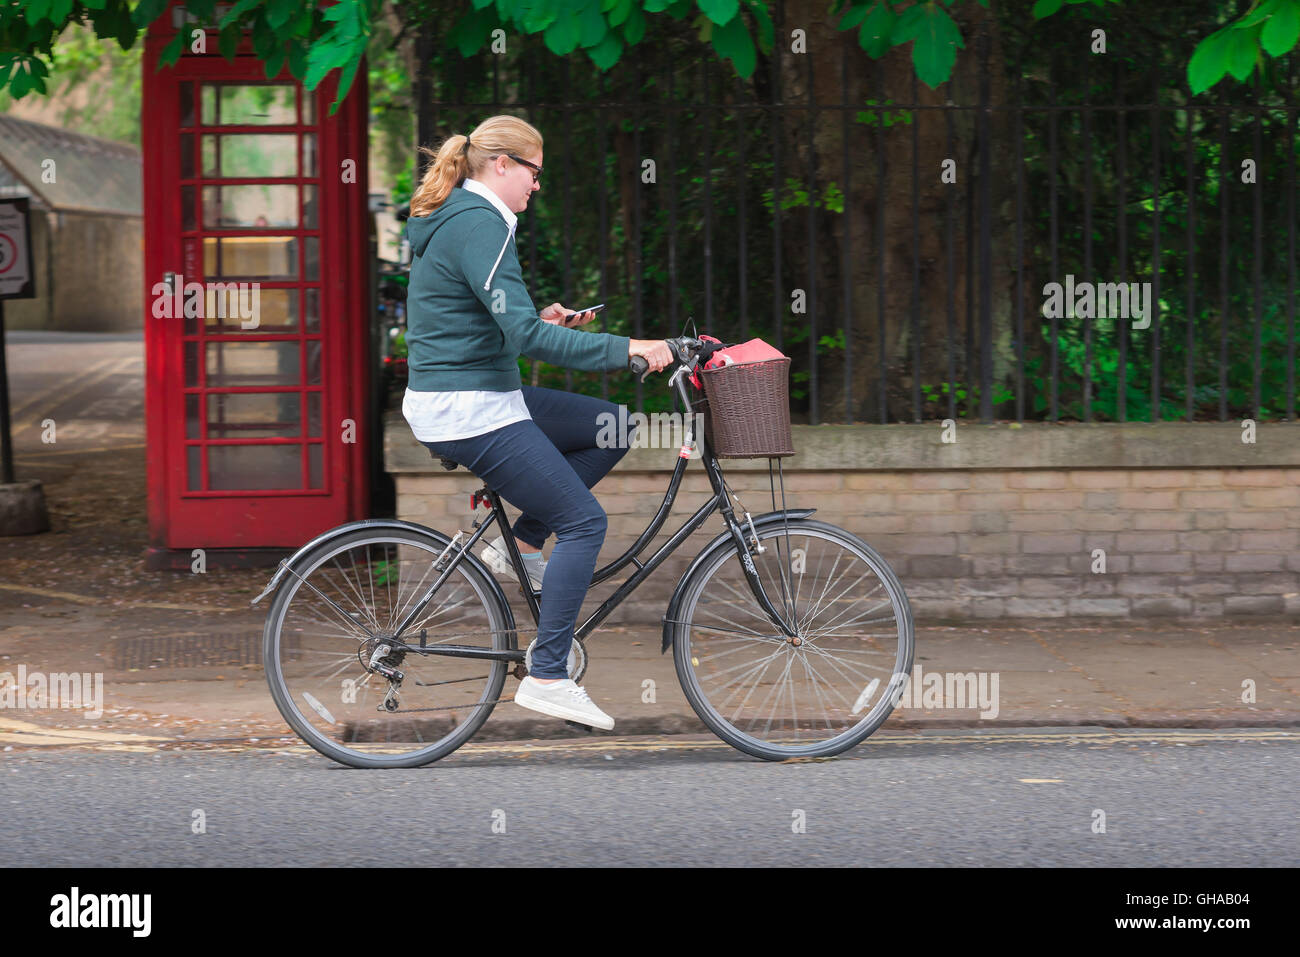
{"left": 0, "top": 590, "right": 1295, "bottom": 749}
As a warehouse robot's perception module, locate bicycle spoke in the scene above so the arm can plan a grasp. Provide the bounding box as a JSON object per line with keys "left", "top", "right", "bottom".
{"left": 677, "top": 521, "right": 912, "bottom": 757}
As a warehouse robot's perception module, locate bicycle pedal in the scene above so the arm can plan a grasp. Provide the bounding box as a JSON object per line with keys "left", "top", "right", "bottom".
{"left": 563, "top": 720, "right": 595, "bottom": 734}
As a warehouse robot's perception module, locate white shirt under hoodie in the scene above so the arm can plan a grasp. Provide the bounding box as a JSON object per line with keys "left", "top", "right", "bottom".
{"left": 402, "top": 177, "right": 532, "bottom": 443}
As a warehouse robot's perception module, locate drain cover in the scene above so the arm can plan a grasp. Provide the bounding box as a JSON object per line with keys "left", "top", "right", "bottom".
{"left": 111, "top": 632, "right": 299, "bottom": 669}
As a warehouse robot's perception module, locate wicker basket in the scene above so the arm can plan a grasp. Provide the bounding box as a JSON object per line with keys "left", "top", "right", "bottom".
{"left": 694, "top": 357, "right": 795, "bottom": 458}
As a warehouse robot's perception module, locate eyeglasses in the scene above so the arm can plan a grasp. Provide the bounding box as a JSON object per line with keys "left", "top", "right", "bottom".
{"left": 505, "top": 153, "right": 542, "bottom": 183}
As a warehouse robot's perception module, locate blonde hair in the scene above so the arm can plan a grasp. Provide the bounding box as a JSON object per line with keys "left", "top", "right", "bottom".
{"left": 409, "top": 114, "right": 544, "bottom": 218}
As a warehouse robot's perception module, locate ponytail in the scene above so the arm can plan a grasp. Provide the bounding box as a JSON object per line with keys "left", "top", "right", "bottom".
{"left": 408, "top": 115, "right": 543, "bottom": 218}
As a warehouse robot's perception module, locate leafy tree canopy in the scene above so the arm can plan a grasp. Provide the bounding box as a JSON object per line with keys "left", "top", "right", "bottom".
{"left": 2, "top": 1, "right": 1297, "bottom": 111}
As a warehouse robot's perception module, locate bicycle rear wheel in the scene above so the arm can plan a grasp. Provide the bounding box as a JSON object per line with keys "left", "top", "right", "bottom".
{"left": 263, "top": 526, "right": 515, "bottom": 768}
{"left": 670, "top": 518, "right": 913, "bottom": 760}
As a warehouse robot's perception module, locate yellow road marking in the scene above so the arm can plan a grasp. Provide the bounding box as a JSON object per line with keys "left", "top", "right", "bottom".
{"left": 0, "top": 716, "right": 170, "bottom": 746}
{"left": 0, "top": 726, "right": 1294, "bottom": 754}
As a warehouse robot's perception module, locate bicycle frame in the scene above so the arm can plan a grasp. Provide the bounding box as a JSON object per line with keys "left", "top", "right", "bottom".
{"left": 387, "top": 369, "right": 802, "bottom": 661}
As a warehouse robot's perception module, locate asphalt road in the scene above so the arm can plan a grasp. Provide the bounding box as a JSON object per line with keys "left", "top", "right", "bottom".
{"left": 1, "top": 728, "right": 1293, "bottom": 867}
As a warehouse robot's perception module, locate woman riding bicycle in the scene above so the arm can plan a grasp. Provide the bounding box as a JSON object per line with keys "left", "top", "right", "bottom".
{"left": 403, "top": 114, "right": 674, "bottom": 731}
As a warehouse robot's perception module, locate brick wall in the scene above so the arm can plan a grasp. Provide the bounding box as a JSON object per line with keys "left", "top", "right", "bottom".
{"left": 386, "top": 415, "right": 1300, "bottom": 625}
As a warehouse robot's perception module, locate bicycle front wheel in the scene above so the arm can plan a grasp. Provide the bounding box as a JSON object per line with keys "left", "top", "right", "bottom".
{"left": 263, "top": 526, "right": 515, "bottom": 768}
{"left": 671, "top": 518, "right": 913, "bottom": 760}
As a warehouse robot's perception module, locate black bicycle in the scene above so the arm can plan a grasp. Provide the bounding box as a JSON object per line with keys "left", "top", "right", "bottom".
{"left": 253, "top": 336, "right": 914, "bottom": 767}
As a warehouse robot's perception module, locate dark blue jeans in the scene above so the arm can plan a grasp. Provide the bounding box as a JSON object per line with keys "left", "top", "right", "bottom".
{"left": 418, "top": 385, "right": 636, "bottom": 679}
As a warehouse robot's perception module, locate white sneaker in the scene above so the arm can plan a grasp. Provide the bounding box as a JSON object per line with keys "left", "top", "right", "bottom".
{"left": 513, "top": 676, "right": 615, "bottom": 731}
{"left": 480, "top": 534, "right": 546, "bottom": 590}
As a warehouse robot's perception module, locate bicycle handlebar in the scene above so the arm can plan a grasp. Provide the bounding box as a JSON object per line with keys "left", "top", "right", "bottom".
{"left": 628, "top": 336, "right": 706, "bottom": 382}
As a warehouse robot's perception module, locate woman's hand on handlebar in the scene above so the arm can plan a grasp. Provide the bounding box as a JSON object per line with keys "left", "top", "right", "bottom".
{"left": 628, "top": 338, "right": 674, "bottom": 375}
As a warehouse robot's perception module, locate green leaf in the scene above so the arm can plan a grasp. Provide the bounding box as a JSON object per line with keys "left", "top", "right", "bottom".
{"left": 1187, "top": 27, "right": 1231, "bottom": 94}
{"left": 644, "top": 0, "right": 674, "bottom": 12}
{"left": 911, "top": 4, "right": 962, "bottom": 87}
{"left": 330, "top": 45, "right": 363, "bottom": 113}
{"left": 115, "top": 7, "right": 137, "bottom": 48}
{"left": 253, "top": 13, "right": 277, "bottom": 59}
{"left": 521, "top": 0, "right": 558, "bottom": 32}
{"left": 622, "top": 4, "right": 646, "bottom": 43}
{"left": 218, "top": 21, "right": 240, "bottom": 59}
{"left": 1226, "top": 23, "right": 1260, "bottom": 81}
{"left": 10, "top": 63, "right": 31, "bottom": 98}
{"left": 746, "top": 0, "right": 773, "bottom": 53}
{"left": 586, "top": 28, "right": 623, "bottom": 68}
{"left": 697, "top": 0, "right": 739, "bottom": 27}
{"left": 710, "top": 8, "right": 754, "bottom": 77}
{"left": 858, "top": 2, "right": 895, "bottom": 57}
{"left": 578, "top": 0, "right": 606, "bottom": 46}
{"left": 24, "top": 0, "right": 52, "bottom": 27}
{"left": 890, "top": 3, "right": 925, "bottom": 44}
{"left": 49, "top": 0, "right": 76, "bottom": 24}
{"left": 543, "top": 13, "right": 580, "bottom": 54}
{"left": 130, "top": 0, "right": 169, "bottom": 27}
{"left": 267, "top": 0, "right": 299, "bottom": 29}
{"left": 286, "top": 39, "right": 307, "bottom": 78}
{"left": 837, "top": 2, "right": 870, "bottom": 31}
{"left": 472, "top": 0, "right": 495, "bottom": 8}
{"left": 609, "top": 0, "right": 633, "bottom": 27}
{"left": 1262, "top": 0, "right": 1300, "bottom": 56}
{"left": 1031, "top": 0, "right": 1064, "bottom": 18}
{"left": 1234, "top": 0, "right": 1281, "bottom": 29}
{"left": 219, "top": 0, "right": 263, "bottom": 29}
{"left": 264, "top": 44, "right": 287, "bottom": 79}
{"left": 157, "top": 24, "right": 187, "bottom": 67}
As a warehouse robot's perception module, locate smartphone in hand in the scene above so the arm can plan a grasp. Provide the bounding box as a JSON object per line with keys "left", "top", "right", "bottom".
{"left": 562, "top": 303, "right": 605, "bottom": 326}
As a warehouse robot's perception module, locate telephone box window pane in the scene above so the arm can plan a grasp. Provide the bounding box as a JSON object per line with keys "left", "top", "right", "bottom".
{"left": 186, "top": 394, "right": 200, "bottom": 439}
{"left": 180, "top": 135, "right": 195, "bottom": 179}
{"left": 304, "top": 236, "right": 319, "bottom": 280}
{"left": 187, "top": 446, "right": 203, "bottom": 490}
{"left": 303, "top": 288, "right": 320, "bottom": 332}
{"left": 199, "top": 84, "right": 216, "bottom": 125}
{"left": 208, "top": 445, "right": 303, "bottom": 491}
{"left": 206, "top": 287, "right": 296, "bottom": 333}
{"left": 202, "top": 185, "right": 299, "bottom": 229}
{"left": 202, "top": 134, "right": 297, "bottom": 178}
{"left": 302, "top": 92, "right": 315, "bottom": 125}
{"left": 302, "top": 185, "right": 318, "bottom": 228}
{"left": 305, "top": 339, "right": 322, "bottom": 385}
{"left": 205, "top": 341, "right": 300, "bottom": 387}
{"left": 208, "top": 393, "right": 301, "bottom": 438}
{"left": 203, "top": 236, "right": 298, "bottom": 279}
{"left": 307, "top": 392, "right": 322, "bottom": 436}
{"left": 181, "top": 186, "right": 195, "bottom": 232}
{"left": 199, "top": 283, "right": 262, "bottom": 331}
{"left": 184, "top": 341, "right": 200, "bottom": 387}
{"left": 308, "top": 444, "right": 323, "bottom": 489}
{"left": 302, "top": 134, "right": 317, "bottom": 177}
{"left": 201, "top": 84, "right": 296, "bottom": 125}
{"left": 179, "top": 82, "right": 195, "bottom": 128}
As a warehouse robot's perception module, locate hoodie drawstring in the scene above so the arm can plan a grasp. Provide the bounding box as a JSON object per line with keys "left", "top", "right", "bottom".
{"left": 483, "top": 226, "right": 514, "bottom": 292}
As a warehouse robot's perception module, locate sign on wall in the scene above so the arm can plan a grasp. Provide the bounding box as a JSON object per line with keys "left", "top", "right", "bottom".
{"left": 0, "top": 198, "right": 35, "bottom": 301}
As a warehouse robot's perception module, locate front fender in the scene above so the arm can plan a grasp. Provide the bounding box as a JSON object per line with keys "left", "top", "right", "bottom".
{"left": 251, "top": 520, "right": 508, "bottom": 620}
{"left": 660, "top": 509, "right": 816, "bottom": 653}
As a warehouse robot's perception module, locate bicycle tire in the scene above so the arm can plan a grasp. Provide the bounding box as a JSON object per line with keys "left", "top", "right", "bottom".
{"left": 670, "top": 518, "right": 914, "bottom": 761}
{"left": 263, "top": 525, "right": 515, "bottom": 768}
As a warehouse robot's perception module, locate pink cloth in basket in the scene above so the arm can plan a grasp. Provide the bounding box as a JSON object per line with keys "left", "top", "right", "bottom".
{"left": 690, "top": 337, "right": 787, "bottom": 389}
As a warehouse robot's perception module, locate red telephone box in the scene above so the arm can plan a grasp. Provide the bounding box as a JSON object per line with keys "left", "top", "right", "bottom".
{"left": 142, "top": 3, "right": 370, "bottom": 567}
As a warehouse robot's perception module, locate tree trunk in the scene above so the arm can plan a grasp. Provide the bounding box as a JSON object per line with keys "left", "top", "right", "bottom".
{"left": 774, "top": 0, "right": 1020, "bottom": 423}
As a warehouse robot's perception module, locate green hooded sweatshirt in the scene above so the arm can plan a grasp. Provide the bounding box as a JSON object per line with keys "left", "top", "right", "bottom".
{"left": 404, "top": 185, "right": 631, "bottom": 392}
